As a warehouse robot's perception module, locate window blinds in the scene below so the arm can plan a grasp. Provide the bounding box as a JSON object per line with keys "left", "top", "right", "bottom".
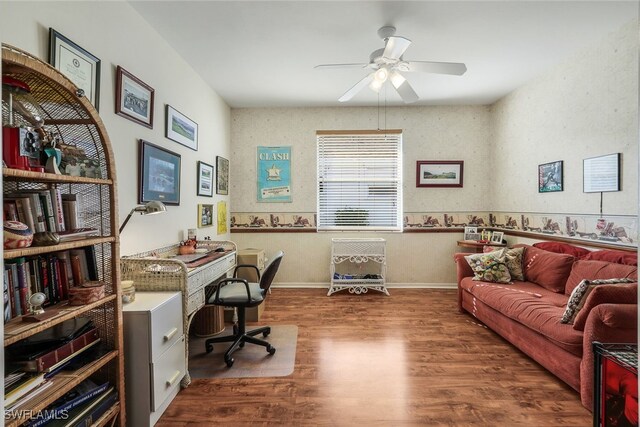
{"left": 316, "top": 130, "right": 403, "bottom": 231}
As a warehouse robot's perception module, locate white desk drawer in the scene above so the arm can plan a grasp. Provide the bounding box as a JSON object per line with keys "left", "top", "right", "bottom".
{"left": 150, "top": 292, "right": 182, "bottom": 361}
{"left": 151, "top": 335, "right": 185, "bottom": 412}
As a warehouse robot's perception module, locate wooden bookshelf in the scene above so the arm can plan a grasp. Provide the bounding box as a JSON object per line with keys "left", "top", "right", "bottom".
{"left": 3, "top": 44, "right": 125, "bottom": 426}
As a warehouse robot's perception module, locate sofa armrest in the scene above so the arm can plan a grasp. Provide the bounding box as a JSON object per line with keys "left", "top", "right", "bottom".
{"left": 580, "top": 304, "right": 637, "bottom": 411}
{"left": 573, "top": 283, "right": 637, "bottom": 331}
{"left": 453, "top": 253, "right": 474, "bottom": 313}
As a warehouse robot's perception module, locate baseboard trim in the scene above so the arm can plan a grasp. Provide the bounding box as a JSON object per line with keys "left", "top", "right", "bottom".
{"left": 272, "top": 282, "right": 457, "bottom": 289}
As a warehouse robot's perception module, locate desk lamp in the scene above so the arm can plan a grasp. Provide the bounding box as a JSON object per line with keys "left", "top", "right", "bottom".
{"left": 119, "top": 201, "right": 167, "bottom": 234}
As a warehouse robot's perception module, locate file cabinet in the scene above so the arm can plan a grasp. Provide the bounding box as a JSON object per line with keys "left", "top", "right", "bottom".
{"left": 123, "top": 292, "right": 185, "bottom": 426}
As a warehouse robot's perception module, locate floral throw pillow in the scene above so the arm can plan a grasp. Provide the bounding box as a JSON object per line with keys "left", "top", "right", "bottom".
{"left": 503, "top": 247, "right": 525, "bottom": 281}
{"left": 464, "top": 249, "right": 512, "bottom": 284}
{"left": 560, "top": 278, "right": 636, "bottom": 324}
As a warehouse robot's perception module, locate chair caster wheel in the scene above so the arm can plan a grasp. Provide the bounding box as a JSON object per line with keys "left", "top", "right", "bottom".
{"left": 225, "top": 357, "right": 234, "bottom": 367}
{"left": 205, "top": 343, "right": 213, "bottom": 353}
{"left": 239, "top": 341, "right": 245, "bottom": 348}
{"left": 267, "top": 345, "right": 276, "bottom": 355}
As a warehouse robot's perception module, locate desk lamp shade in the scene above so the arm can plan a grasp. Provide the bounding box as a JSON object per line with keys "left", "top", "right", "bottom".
{"left": 119, "top": 201, "right": 167, "bottom": 233}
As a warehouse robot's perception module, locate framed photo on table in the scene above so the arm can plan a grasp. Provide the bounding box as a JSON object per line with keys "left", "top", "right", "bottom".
{"left": 139, "top": 140, "right": 181, "bottom": 205}
{"left": 48, "top": 28, "right": 101, "bottom": 110}
{"left": 116, "top": 66, "right": 155, "bottom": 128}
{"left": 416, "top": 161, "right": 464, "bottom": 188}
{"left": 490, "top": 231, "right": 504, "bottom": 244}
{"left": 197, "top": 161, "right": 214, "bottom": 197}
{"left": 166, "top": 105, "right": 198, "bottom": 151}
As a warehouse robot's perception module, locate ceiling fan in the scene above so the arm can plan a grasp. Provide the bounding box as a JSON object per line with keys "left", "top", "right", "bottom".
{"left": 315, "top": 26, "right": 467, "bottom": 104}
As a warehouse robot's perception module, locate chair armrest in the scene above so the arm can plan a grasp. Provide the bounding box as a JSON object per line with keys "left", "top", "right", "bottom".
{"left": 213, "top": 278, "right": 251, "bottom": 304}
{"left": 233, "top": 264, "right": 261, "bottom": 281}
{"left": 580, "top": 304, "right": 637, "bottom": 411}
{"left": 573, "top": 283, "right": 637, "bottom": 331}
{"left": 453, "top": 253, "right": 474, "bottom": 313}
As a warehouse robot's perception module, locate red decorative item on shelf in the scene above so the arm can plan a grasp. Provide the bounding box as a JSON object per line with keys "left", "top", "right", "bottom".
{"left": 3, "top": 220, "right": 33, "bottom": 249}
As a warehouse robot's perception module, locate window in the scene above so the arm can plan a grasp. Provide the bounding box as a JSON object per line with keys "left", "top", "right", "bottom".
{"left": 317, "top": 130, "right": 403, "bottom": 231}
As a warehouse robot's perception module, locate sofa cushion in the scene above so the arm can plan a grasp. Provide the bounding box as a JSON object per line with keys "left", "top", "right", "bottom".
{"left": 572, "top": 282, "right": 637, "bottom": 331}
{"left": 533, "top": 241, "right": 591, "bottom": 259}
{"left": 460, "top": 277, "right": 583, "bottom": 355}
{"left": 524, "top": 246, "right": 575, "bottom": 293}
{"left": 583, "top": 249, "right": 638, "bottom": 266}
{"left": 564, "top": 260, "right": 638, "bottom": 295}
{"left": 464, "top": 249, "right": 512, "bottom": 283}
{"left": 561, "top": 278, "right": 636, "bottom": 324}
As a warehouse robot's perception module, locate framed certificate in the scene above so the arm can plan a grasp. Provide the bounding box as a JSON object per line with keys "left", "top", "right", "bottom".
{"left": 49, "top": 28, "right": 101, "bottom": 110}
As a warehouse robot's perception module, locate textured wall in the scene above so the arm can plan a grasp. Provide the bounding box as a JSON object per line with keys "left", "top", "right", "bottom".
{"left": 490, "top": 19, "right": 638, "bottom": 216}
{"left": 230, "top": 106, "right": 493, "bottom": 213}
{"left": 1, "top": 2, "right": 232, "bottom": 255}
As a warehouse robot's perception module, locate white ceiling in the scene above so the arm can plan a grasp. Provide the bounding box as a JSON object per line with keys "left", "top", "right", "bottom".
{"left": 129, "top": 1, "right": 636, "bottom": 108}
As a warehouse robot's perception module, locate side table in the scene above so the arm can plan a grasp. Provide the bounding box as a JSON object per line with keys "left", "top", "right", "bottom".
{"left": 329, "top": 238, "right": 388, "bottom": 296}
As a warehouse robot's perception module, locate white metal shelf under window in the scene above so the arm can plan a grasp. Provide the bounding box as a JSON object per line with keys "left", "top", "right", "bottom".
{"left": 317, "top": 130, "right": 403, "bottom": 231}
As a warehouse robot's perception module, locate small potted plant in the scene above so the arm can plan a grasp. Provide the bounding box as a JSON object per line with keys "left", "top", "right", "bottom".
{"left": 178, "top": 239, "right": 196, "bottom": 255}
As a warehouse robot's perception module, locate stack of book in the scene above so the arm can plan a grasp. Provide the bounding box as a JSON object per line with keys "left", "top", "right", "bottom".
{"left": 3, "top": 247, "right": 99, "bottom": 322}
{"left": 3, "top": 189, "right": 98, "bottom": 242}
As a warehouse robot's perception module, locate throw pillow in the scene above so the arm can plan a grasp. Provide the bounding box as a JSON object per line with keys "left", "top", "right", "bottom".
{"left": 464, "top": 249, "right": 512, "bottom": 284}
{"left": 560, "top": 278, "right": 635, "bottom": 324}
{"left": 482, "top": 246, "right": 525, "bottom": 281}
{"left": 523, "top": 246, "right": 575, "bottom": 293}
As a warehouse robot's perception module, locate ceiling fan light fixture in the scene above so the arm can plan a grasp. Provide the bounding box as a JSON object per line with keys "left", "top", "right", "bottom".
{"left": 374, "top": 67, "right": 389, "bottom": 83}
{"left": 369, "top": 79, "right": 383, "bottom": 93}
{"left": 390, "top": 71, "right": 406, "bottom": 87}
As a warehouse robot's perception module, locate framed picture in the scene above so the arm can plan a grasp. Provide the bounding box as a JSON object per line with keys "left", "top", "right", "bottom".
{"left": 48, "top": 28, "right": 101, "bottom": 110}
{"left": 197, "top": 161, "right": 214, "bottom": 197}
{"left": 139, "top": 140, "right": 181, "bottom": 205}
{"left": 115, "top": 66, "right": 154, "bottom": 128}
{"left": 538, "top": 160, "right": 563, "bottom": 193}
{"left": 257, "top": 146, "right": 291, "bottom": 202}
{"left": 217, "top": 201, "right": 227, "bottom": 234}
{"left": 216, "top": 156, "right": 229, "bottom": 195}
{"left": 490, "top": 231, "right": 504, "bottom": 244}
{"left": 197, "top": 204, "right": 214, "bottom": 228}
{"left": 464, "top": 226, "right": 478, "bottom": 241}
{"left": 166, "top": 105, "right": 198, "bottom": 151}
{"left": 416, "top": 161, "right": 464, "bottom": 188}
{"left": 583, "top": 153, "right": 620, "bottom": 193}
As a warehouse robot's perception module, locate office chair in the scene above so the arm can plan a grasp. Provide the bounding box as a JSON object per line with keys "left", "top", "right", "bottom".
{"left": 205, "top": 251, "right": 284, "bottom": 367}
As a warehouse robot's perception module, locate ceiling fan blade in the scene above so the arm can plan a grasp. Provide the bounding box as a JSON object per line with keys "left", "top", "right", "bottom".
{"left": 338, "top": 73, "right": 374, "bottom": 102}
{"left": 390, "top": 71, "right": 419, "bottom": 104}
{"left": 405, "top": 61, "right": 467, "bottom": 76}
{"left": 314, "top": 63, "right": 368, "bottom": 69}
{"left": 383, "top": 36, "right": 411, "bottom": 60}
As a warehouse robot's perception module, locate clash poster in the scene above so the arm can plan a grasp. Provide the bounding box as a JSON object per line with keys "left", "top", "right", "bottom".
{"left": 257, "top": 146, "right": 291, "bottom": 202}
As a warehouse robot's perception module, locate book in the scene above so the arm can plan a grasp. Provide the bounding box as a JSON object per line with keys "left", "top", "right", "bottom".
{"left": 6, "top": 196, "right": 36, "bottom": 232}
{"left": 3, "top": 200, "right": 19, "bottom": 221}
{"left": 69, "top": 248, "right": 98, "bottom": 284}
{"left": 19, "top": 190, "right": 49, "bottom": 233}
{"left": 4, "top": 373, "right": 47, "bottom": 407}
{"left": 56, "top": 251, "right": 75, "bottom": 289}
{"left": 38, "top": 191, "right": 56, "bottom": 232}
{"left": 61, "top": 193, "right": 84, "bottom": 231}
{"left": 14, "top": 258, "right": 30, "bottom": 315}
{"left": 4, "top": 268, "right": 11, "bottom": 323}
{"left": 25, "top": 381, "right": 109, "bottom": 427}
{"left": 47, "top": 387, "right": 116, "bottom": 427}
{"left": 74, "top": 389, "right": 117, "bottom": 427}
{"left": 5, "top": 380, "right": 53, "bottom": 410}
{"left": 12, "top": 327, "right": 100, "bottom": 372}
{"left": 50, "top": 187, "right": 66, "bottom": 232}
{"left": 56, "top": 228, "right": 99, "bottom": 243}
{"left": 6, "top": 262, "right": 20, "bottom": 317}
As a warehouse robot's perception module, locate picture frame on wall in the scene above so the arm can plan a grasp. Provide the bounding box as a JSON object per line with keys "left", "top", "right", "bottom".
{"left": 115, "top": 66, "right": 154, "bottom": 128}
{"left": 416, "top": 160, "right": 464, "bottom": 188}
{"left": 139, "top": 140, "right": 181, "bottom": 205}
{"left": 166, "top": 105, "right": 198, "bottom": 151}
{"left": 583, "top": 153, "right": 620, "bottom": 193}
{"left": 197, "top": 204, "right": 214, "bottom": 228}
{"left": 216, "top": 156, "right": 229, "bottom": 195}
{"left": 197, "top": 161, "right": 214, "bottom": 197}
{"left": 538, "top": 160, "right": 563, "bottom": 193}
{"left": 48, "top": 28, "right": 101, "bottom": 110}
{"left": 217, "top": 201, "right": 227, "bottom": 234}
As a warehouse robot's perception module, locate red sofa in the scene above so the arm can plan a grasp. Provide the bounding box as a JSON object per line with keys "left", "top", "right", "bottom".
{"left": 453, "top": 244, "right": 637, "bottom": 410}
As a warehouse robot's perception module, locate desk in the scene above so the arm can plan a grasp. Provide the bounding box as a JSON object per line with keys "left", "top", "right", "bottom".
{"left": 121, "top": 240, "right": 236, "bottom": 386}
{"left": 457, "top": 240, "right": 506, "bottom": 253}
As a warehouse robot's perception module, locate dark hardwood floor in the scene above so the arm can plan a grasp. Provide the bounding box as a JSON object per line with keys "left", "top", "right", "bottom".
{"left": 158, "top": 289, "right": 591, "bottom": 426}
